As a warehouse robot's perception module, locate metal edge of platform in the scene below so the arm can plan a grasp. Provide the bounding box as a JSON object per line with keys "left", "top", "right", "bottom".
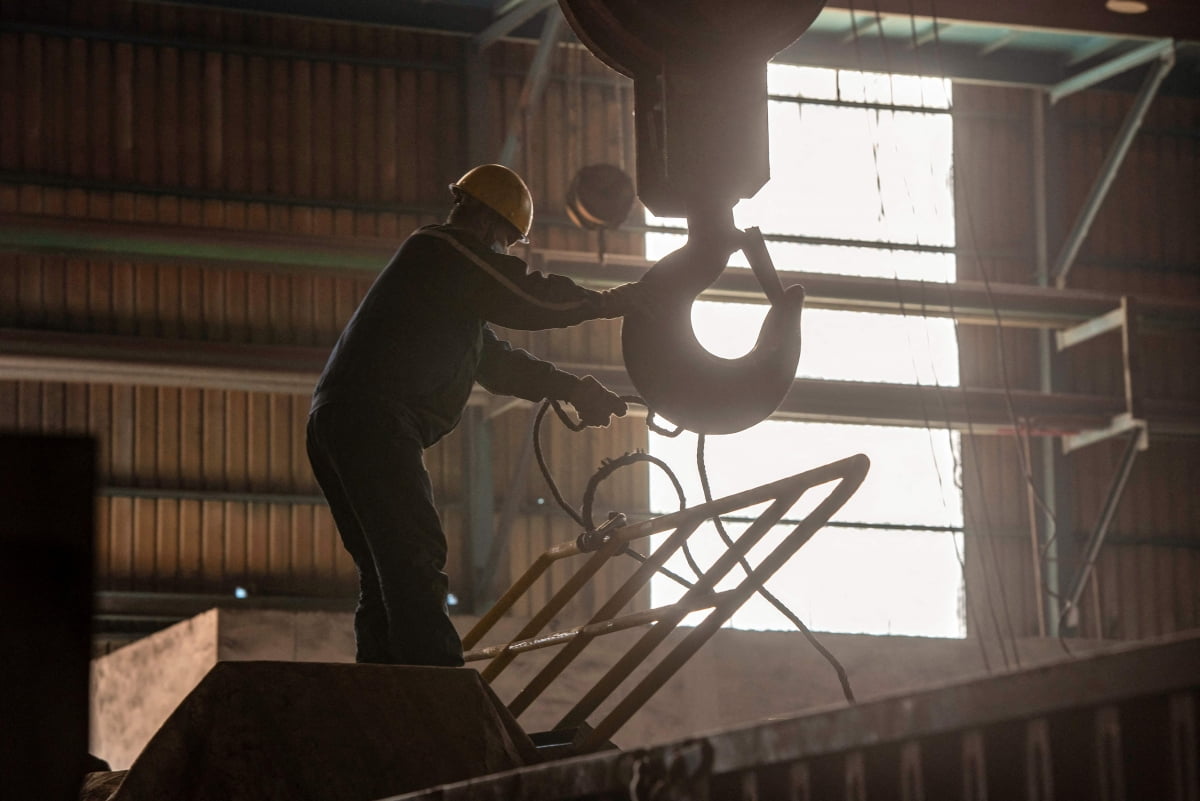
{"left": 386, "top": 631, "right": 1200, "bottom": 800}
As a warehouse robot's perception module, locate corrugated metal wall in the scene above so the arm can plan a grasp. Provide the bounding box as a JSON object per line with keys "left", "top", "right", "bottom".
{"left": 954, "top": 83, "right": 1200, "bottom": 641}
{"left": 0, "top": 0, "right": 646, "bottom": 619}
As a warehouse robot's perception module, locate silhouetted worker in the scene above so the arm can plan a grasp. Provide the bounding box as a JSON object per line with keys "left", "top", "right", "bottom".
{"left": 307, "top": 164, "right": 654, "bottom": 666}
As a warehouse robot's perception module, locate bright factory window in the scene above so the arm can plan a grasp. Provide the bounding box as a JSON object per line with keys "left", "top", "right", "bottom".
{"left": 646, "top": 65, "right": 966, "bottom": 638}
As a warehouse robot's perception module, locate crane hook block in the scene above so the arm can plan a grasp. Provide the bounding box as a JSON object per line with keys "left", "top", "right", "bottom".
{"left": 622, "top": 226, "right": 804, "bottom": 435}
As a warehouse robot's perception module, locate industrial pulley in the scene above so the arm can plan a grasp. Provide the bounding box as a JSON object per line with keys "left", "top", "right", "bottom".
{"left": 558, "top": 0, "right": 826, "bottom": 434}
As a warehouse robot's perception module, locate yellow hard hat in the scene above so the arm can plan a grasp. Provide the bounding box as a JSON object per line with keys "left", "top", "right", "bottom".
{"left": 450, "top": 164, "right": 534, "bottom": 239}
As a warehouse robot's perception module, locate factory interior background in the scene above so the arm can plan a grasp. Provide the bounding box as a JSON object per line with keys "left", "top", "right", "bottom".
{"left": 1, "top": 1, "right": 1197, "bottom": 799}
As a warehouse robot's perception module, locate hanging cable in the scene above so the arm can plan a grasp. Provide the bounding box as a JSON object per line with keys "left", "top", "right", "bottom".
{"left": 924, "top": 4, "right": 1088, "bottom": 659}
{"left": 895, "top": 2, "right": 997, "bottom": 668}
{"left": 845, "top": 0, "right": 1020, "bottom": 668}
{"left": 531, "top": 396, "right": 857, "bottom": 703}
{"left": 533, "top": 397, "right": 706, "bottom": 582}
{"left": 696, "top": 434, "right": 856, "bottom": 702}
{"left": 918, "top": 281, "right": 994, "bottom": 673}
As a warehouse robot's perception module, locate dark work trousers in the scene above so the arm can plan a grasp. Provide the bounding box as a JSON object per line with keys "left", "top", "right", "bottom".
{"left": 306, "top": 401, "right": 464, "bottom": 666}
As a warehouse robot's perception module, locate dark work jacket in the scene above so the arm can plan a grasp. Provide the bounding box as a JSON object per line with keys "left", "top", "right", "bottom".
{"left": 311, "top": 224, "right": 613, "bottom": 447}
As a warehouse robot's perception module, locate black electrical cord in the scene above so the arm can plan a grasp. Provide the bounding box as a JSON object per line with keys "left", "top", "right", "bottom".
{"left": 695, "top": 434, "right": 856, "bottom": 703}
{"left": 533, "top": 396, "right": 703, "bottom": 581}
{"left": 532, "top": 395, "right": 857, "bottom": 704}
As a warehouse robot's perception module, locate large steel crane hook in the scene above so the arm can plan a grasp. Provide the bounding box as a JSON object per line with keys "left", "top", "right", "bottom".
{"left": 557, "top": 0, "right": 826, "bottom": 433}
{"left": 623, "top": 204, "right": 805, "bottom": 434}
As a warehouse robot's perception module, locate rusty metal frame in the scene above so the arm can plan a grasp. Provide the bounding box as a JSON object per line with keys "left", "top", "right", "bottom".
{"left": 462, "top": 453, "right": 870, "bottom": 753}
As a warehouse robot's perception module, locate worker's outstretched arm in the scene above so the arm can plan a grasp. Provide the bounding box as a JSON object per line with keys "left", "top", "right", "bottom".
{"left": 476, "top": 327, "right": 626, "bottom": 426}
{"left": 415, "top": 226, "right": 651, "bottom": 330}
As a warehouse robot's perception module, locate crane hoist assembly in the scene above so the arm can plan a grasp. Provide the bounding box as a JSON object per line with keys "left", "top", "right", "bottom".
{"left": 560, "top": 0, "right": 827, "bottom": 434}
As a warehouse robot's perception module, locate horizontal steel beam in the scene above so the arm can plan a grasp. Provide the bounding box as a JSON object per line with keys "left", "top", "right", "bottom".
{"left": 1056, "top": 305, "right": 1126, "bottom": 350}
{"left": 3, "top": 329, "right": 1198, "bottom": 438}
{"left": 536, "top": 251, "right": 1200, "bottom": 332}
{"left": 2, "top": 214, "right": 1198, "bottom": 331}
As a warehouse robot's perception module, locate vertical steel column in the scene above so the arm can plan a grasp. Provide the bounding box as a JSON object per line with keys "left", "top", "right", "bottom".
{"left": 498, "top": 9, "right": 564, "bottom": 168}
{"left": 464, "top": 40, "right": 492, "bottom": 169}
{"left": 1031, "top": 91, "right": 1065, "bottom": 636}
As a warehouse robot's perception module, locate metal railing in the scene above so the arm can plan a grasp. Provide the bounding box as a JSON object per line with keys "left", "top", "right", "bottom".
{"left": 463, "top": 453, "right": 870, "bottom": 753}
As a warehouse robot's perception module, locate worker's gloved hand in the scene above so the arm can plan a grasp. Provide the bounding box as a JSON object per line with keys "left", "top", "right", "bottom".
{"left": 569, "top": 375, "right": 627, "bottom": 428}
{"left": 598, "top": 280, "right": 665, "bottom": 319}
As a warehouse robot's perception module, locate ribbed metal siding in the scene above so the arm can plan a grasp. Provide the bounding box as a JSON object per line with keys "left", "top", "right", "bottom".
{"left": 0, "top": 2, "right": 465, "bottom": 204}
{"left": 0, "top": 3, "right": 644, "bottom": 607}
{"left": 954, "top": 83, "right": 1200, "bottom": 641}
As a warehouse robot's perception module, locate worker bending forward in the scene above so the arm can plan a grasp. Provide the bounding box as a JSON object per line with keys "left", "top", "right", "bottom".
{"left": 307, "top": 165, "right": 654, "bottom": 666}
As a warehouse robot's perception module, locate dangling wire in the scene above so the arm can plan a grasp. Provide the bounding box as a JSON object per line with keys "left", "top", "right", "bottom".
{"left": 918, "top": 280, "right": 994, "bottom": 673}
{"left": 533, "top": 396, "right": 704, "bottom": 586}
{"left": 843, "top": 0, "right": 1019, "bottom": 668}
{"left": 696, "top": 434, "right": 856, "bottom": 702}
{"left": 532, "top": 396, "right": 856, "bottom": 704}
{"left": 922, "top": 1, "right": 1084, "bottom": 658}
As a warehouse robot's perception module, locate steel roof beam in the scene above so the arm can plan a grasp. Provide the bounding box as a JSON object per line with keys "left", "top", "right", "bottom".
{"left": 497, "top": 7, "right": 564, "bottom": 166}
{"left": 906, "top": 20, "right": 947, "bottom": 50}
{"left": 1064, "top": 36, "right": 1122, "bottom": 68}
{"left": 842, "top": 14, "right": 883, "bottom": 45}
{"left": 978, "top": 29, "right": 1023, "bottom": 57}
{"left": 1049, "top": 38, "right": 1175, "bottom": 104}
{"left": 826, "top": 0, "right": 1200, "bottom": 42}
{"left": 472, "top": 0, "right": 555, "bottom": 51}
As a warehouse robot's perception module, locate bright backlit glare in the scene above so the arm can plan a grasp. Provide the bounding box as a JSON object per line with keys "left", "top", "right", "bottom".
{"left": 646, "top": 65, "right": 966, "bottom": 638}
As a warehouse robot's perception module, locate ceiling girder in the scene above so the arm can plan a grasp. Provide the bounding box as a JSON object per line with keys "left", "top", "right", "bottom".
{"left": 473, "top": 0, "right": 556, "bottom": 51}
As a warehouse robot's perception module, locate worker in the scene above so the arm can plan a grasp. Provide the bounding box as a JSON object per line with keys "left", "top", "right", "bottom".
{"left": 307, "top": 164, "right": 657, "bottom": 667}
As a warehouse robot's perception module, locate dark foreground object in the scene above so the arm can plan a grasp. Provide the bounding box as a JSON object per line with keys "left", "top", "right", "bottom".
{"left": 0, "top": 434, "right": 95, "bottom": 801}
{"left": 109, "top": 661, "right": 537, "bottom": 801}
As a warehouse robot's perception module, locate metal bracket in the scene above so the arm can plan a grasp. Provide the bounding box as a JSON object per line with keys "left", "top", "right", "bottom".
{"left": 1059, "top": 296, "right": 1147, "bottom": 454}
{"left": 1055, "top": 306, "right": 1125, "bottom": 352}
{"left": 1063, "top": 412, "right": 1147, "bottom": 455}
{"left": 1056, "top": 297, "right": 1148, "bottom": 634}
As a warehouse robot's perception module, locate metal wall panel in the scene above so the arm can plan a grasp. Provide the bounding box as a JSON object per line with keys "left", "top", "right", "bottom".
{"left": 0, "top": 3, "right": 644, "bottom": 612}
{"left": 954, "top": 83, "right": 1200, "bottom": 641}
{"left": 952, "top": 86, "right": 1045, "bottom": 648}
